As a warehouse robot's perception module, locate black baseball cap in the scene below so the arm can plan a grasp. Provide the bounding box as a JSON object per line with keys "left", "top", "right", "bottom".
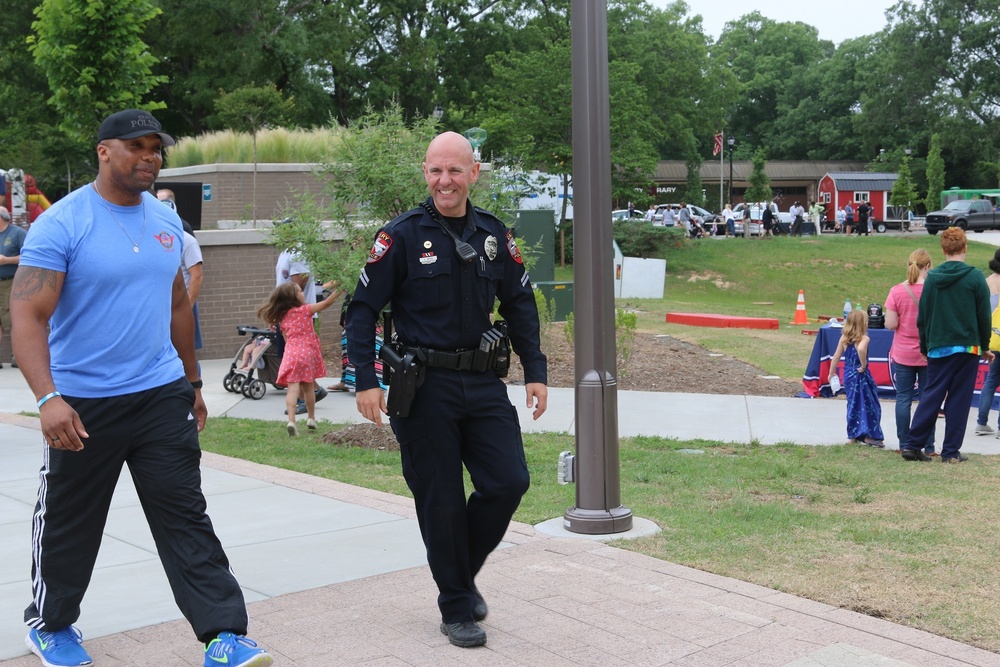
{"left": 98, "top": 109, "right": 175, "bottom": 147}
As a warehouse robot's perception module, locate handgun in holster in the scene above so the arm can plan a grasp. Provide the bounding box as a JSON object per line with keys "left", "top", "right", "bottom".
{"left": 493, "top": 320, "right": 511, "bottom": 378}
{"left": 378, "top": 308, "right": 425, "bottom": 418}
{"left": 379, "top": 343, "right": 425, "bottom": 418}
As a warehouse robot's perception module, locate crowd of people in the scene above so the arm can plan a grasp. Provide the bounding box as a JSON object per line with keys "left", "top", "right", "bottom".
{"left": 9, "top": 104, "right": 1000, "bottom": 666}
{"left": 639, "top": 198, "right": 898, "bottom": 237}
{"left": 827, "top": 228, "right": 995, "bottom": 464}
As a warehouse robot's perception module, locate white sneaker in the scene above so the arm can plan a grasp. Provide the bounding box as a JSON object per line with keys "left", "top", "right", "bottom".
{"left": 287, "top": 421, "right": 298, "bottom": 436}
{"left": 307, "top": 419, "right": 317, "bottom": 430}
{"left": 975, "top": 423, "right": 994, "bottom": 435}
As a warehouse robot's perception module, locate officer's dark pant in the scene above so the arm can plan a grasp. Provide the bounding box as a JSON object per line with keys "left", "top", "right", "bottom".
{"left": 391, "top": 368, "right": 530, "bottom": 623}
{"left": 24, "top": 379, "right": 249, "bottom": 643}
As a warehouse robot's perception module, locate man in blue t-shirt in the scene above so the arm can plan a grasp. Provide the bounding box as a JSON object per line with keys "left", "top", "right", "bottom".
{"left": 11, "top": 109, "right": 272, "bottom": 667}
{"left": 0, "top": 207, "right": 26, "bottom": 368}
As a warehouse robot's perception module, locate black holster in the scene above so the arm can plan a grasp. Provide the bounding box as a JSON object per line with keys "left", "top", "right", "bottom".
{"left": 379, "top": 343, "right": 425, "bottom": 418}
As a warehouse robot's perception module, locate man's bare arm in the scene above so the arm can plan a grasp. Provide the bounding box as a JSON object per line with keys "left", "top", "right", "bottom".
{"left": 169, "top": 269, "right": 207, "bottom": 430}
{"left": 11, "top": 266, "right": 89, "bottom": 450}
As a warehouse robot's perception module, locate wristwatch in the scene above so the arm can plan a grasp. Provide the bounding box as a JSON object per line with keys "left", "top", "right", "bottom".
{"left": 189, "top": 379, "right": 204, "bottom": 389}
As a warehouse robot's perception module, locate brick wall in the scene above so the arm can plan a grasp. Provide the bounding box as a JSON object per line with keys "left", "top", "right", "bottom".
{"left": 195, "top": 231, "right": 343, "bottom": 363}
{"left": 155, "top": 163, "right": 329, "bottom": 227}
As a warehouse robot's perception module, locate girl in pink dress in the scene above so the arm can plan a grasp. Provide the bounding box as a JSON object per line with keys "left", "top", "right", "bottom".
{"left": 258, "top": 281, "right": 340, "bottom": 435}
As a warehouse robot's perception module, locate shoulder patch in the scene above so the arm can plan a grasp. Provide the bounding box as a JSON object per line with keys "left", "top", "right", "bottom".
{"left": 367, "top": 230, "right": 394, "bottom": 264}
{"left": 505, "top": 229, "right": 523, "bottom": 264}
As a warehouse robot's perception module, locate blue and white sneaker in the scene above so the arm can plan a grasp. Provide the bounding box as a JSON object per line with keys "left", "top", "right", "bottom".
{"left": 204, "top": 632, "right": 272, "bottom": 667}
{"left": 25, "top": 626, "right": 93, "bottom": 666}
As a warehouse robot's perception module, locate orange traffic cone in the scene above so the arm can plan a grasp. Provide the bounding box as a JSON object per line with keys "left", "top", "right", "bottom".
{"left": 791, "top": 290, "right": 809, "bottom": 325}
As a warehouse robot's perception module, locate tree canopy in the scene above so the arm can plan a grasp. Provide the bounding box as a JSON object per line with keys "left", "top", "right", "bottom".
{"left": 5, "top": 0, "right": 1000, "bottom": 204}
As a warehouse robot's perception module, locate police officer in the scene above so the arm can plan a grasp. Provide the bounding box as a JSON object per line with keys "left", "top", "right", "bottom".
{"left": 346, "top": 131, "right": 548, "bottom": 648}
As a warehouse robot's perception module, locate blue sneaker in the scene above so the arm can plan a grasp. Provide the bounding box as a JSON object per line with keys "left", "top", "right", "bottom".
{"left": 203, "top": 632, "right": 272, "bottom": 667}
{"left": 25, "top": 626, "right": 93, "bottom": 666}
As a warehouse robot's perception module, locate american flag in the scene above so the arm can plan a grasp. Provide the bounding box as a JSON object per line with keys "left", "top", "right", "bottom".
{"left": 712, "top": 132, "right": 724, "bottom": 156}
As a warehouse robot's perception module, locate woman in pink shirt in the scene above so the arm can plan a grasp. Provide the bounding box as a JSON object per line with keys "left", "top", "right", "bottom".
{"left": 885, "top": 248, "right": 935, "bottom": 454}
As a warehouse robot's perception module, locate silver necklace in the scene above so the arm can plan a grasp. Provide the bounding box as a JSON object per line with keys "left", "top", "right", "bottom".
{"left": 92, "top": 182, "right": 146, "bottom": 253}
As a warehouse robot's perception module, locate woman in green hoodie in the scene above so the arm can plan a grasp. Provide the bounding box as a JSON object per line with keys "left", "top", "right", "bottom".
{"left": 900, "top": 228, "right": 994, "bottom": 463}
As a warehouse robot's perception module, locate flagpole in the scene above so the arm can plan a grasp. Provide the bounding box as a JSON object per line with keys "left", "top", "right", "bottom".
{"left": 719, "top": 131, "right": 724, "bottom": 208}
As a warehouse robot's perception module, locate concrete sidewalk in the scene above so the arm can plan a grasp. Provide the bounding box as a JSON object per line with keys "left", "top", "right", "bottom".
{"left": 2, "top": 360, "right": 999, "bottom": 666}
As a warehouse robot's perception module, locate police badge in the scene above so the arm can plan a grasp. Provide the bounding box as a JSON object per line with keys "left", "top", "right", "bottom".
{"left": 484, "top": 235, "right": 498, "bottom": 261}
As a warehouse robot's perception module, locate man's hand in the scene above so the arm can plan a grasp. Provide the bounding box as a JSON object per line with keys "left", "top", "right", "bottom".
{"left": 984, "top": 350, "right": 996, "bottom": 364}
{"left": 525, "top": 382, "right": 548, "bottom": 421}
{"left": 192, "top": 390, "right": 208, "bottom": 431}
{"left": 356, "top": 387, "right": 388, "bottom": 427}
{"left": 40, "top": 398, "right": 89, "bottom": 451}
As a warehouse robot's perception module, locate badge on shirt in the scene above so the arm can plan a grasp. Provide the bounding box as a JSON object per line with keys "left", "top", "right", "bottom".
{"left": 154, "top": 232, "right": 176, "bottom": 250}
{"left": 367, "top": 231, "right": 393, "bottom": 263}
{"left": 419, "top": 252, "right": 437, "bottom": 265}
{"left": 484, "top": 235, "right": 497, "bottom": 261}
{"left": 505, "top": 229, "right": 522, "bottom": 264}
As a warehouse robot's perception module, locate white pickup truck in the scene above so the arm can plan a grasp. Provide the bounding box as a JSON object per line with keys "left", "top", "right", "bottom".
{"left": 730, "top": 202, "right": 794, "bottom": 235}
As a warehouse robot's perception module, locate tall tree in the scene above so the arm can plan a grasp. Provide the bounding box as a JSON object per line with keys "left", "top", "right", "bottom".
{"left": 215, "top": 83, "right": 295, "bottom": 223}
{"left": 711, "top": 13, "right": 841, "bottom": 160}
{"left": 479, "top": 32, "right": 657, "bottom": 220}
{"left": 925, "top": 134, "right": 945, "bottom": 212}
{"left": 29, "top": 0, "right": 167, "bottom": 143}
{"left": 0, "top": 0, "right": 89, "bottom": 197}
{"left": 146, "top": 0, "right": 325, "bottom": 135}
{"left": 744, "top": 148, "right": 773, "bottom": 204}
{"left": 889, "top": 155, "right": 918, "bottom": 216}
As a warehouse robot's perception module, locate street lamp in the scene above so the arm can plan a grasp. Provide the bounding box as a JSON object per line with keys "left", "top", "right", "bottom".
{"left": 727, "top": 135, "right": 735, "bottom": 204}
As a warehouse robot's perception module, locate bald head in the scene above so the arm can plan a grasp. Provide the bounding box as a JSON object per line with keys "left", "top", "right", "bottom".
{"left": 425, "top": 132, "right": 475, "bottom": 164}
{"left": 423, "top": 132, "right": 480, "bottom": 218}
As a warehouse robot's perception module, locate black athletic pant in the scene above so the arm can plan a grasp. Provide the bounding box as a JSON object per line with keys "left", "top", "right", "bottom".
{"left": 24, "top": 379, "right": 248, "bottom": 643}
{"left": 390, "top": 368, "right": 530, "bottom": 623}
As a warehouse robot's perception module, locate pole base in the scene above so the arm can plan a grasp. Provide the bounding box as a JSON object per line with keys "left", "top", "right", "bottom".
{"left": 563, "top": 505, "right": 633, "bottom": 535}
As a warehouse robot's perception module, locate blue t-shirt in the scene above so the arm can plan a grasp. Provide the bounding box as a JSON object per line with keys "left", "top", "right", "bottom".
{"left": 19, "top": 185, "right": 186, "bottom": 397}
{"left": 0, "top": 222, "right": 26, "bottom": 280}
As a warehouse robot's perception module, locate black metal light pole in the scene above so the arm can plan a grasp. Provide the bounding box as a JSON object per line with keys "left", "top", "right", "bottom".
{"left": 727, "top": 135, "right": 735, "bottom": 204}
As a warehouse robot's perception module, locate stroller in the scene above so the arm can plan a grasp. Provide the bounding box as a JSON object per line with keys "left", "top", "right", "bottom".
{"left": 222, "top": 325, "right": 283, "bottom": 400}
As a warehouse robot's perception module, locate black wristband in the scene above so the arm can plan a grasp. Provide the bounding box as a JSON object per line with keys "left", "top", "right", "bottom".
{"left": 189, "top": 379, "right": 203, "bottom": 389}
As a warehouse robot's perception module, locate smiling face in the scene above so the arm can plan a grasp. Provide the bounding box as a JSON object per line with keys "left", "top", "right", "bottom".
{"left": 96, "top": 135, "right": 163, "bottom": 204}
{"left": 422, "top": 132, "right": 480, "bottom": 218}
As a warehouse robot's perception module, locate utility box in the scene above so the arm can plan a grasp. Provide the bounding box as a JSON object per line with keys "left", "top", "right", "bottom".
{"left": 535, "top": 281, "right": 574, "bottom": 322}
{"left": 514, "top": 209, "right": 555, "bottom": 282}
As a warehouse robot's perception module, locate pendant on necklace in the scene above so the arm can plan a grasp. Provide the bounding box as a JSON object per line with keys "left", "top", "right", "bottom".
{"left": 133, "top": 246, "right": 139, "bottom": 253}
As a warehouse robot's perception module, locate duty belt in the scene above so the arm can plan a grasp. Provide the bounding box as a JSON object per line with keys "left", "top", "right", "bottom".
{"left": 414, "top": 347, "right": 478, "bottom": 371}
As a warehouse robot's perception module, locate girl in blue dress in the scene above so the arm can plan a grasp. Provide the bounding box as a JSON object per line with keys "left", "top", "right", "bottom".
{"left": 828, "top": 309, "right": 885, "bottom": 447}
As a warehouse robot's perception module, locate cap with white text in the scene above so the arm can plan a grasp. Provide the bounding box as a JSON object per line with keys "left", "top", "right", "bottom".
{"left": 98, "top": 109, "right": 175, "bottom": 147}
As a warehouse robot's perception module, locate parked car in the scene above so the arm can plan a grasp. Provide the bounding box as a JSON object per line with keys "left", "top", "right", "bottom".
{"left": 924, "top": 199, "right": 1000, "bottom": 234}
{"left": 652, "top": 203, "right": 718, "bottom": 228}
{"left": 612, "top": 209, "right": 644, "bottom": 222}
{"left": 730, "top": 202, "right": 795, "bottom": 235}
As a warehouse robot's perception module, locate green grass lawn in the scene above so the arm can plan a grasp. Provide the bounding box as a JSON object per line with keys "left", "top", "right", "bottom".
{"left": 559, "top": 233, "right": 999, "bottom": 379}
{"left": 202, "top": 233, "right": 1000, "bottom": 653}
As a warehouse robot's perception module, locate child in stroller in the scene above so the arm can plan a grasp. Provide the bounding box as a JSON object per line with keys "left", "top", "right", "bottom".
{"left": 688, "top": 215, "right": 707, "bottom": 239}
{"left": 223, "top": 325, "right": 283, "bottom": 399}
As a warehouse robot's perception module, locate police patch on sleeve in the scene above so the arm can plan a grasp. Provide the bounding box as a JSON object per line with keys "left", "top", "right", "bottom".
{"left": 484, "top": 235, "right": 498, "bottom": 261}
{"left": 505, "top": 229, "right": 523, "bottom": 264}
{"left": 367, "top": 231, "right": 393, "bottom": 263}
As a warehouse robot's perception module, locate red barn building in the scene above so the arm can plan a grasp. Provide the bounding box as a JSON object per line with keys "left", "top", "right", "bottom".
{"left": 818, "top": 172, "right": 899, "bottom": 230}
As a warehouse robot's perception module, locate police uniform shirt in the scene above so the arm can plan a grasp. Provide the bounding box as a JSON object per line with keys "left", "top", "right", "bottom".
{"left": 346, "top": 198, "right": 546, "bottom": 391}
